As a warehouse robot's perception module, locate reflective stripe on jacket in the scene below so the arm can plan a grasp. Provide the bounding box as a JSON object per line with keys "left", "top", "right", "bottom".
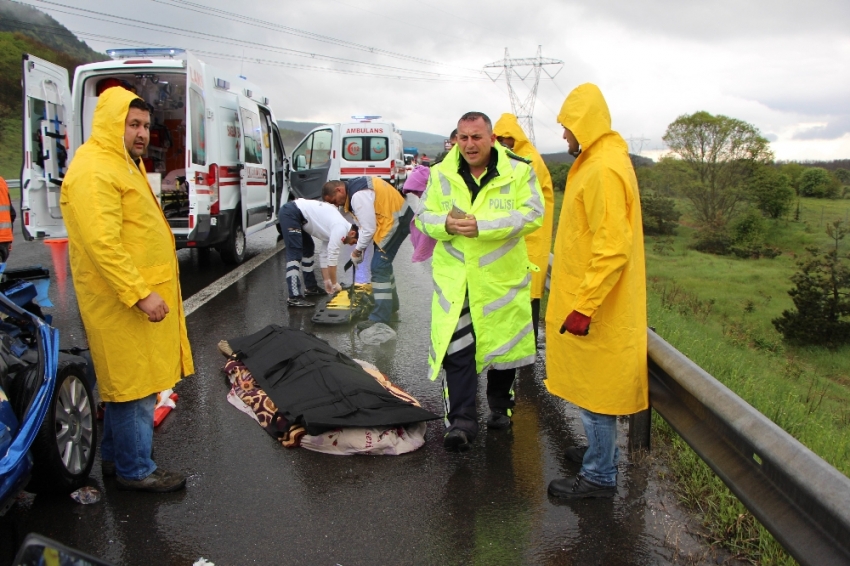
{"left": 0, "top": 177, "right": 13, "bottom": 243}
{"left": 345, "top": 176, "right": 407, "bottom": 250}
{"left": 415, "top": 142, "right": 544, "bottom": 381}
{"left": 493, "top": 114, "right": 554, "bottom": 299}
{"left": 60, "top": 87, "right": 194, "bottom": 402}
{"left": 545, "top": 83, "right": 648, "bottom": 415}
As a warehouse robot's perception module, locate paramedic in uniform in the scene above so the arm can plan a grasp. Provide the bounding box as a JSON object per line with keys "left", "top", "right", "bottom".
{"left": 60, "top": 87, "right": 194, "bottom": 493}
{"left": 321, "top": 176, "right": 412, "bottom": 330}
{"left": 0, "top": 176, "right": 15, "bottom": 262}
{"left": 415, "top": 111, "right": 544, "bottom": 452}
{"left": 493, "top": 113, "right": 555, "bottom": 345}
{"left": 546, "top": 83, "right": 648, "bottom": 499}
{"left": 278, "top": 198, "right": 359, "bottom": 307}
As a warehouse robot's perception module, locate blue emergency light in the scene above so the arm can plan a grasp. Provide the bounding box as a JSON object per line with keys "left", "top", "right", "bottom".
{"left": 107, "top": 48, "right": 186, "bottom": 59}
{"left": 351, "top": 115, "right": 381, "bottom": 121}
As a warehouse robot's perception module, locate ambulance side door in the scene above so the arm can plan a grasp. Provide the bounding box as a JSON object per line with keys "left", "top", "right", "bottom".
{"left": 21, "top": 54, "right": 71, "bottom": 240}
{"left": 236, "top": 98, "right": 270, "bottom": 229}
{"left": 288, "top": 127, "right": 334, "bottom": 200}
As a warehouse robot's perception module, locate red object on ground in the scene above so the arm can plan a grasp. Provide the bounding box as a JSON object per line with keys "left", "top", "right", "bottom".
{"left": 44, "top": 238, "right": 69, "bottom": 299}
{"left": 153, "top": 393, "right": 179, "bottom": 427}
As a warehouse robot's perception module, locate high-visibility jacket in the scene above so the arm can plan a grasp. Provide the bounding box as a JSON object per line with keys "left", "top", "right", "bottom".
{"left": 493, "top": 114, "right": 554, "bottom": 299}
{"left": 60, "top": 87, "right": 194, "bottom": 402}
{"left": 344, "top": 176, "right": 406, "bottom": 250}
{"left": 416, "top": 142, "right": 544, "bottom": 381}
{"left": 0, "top": 177, "right": 13, "bottom": 243}
{"left": 545, "top": 83, "right": 648, "bottom": 415}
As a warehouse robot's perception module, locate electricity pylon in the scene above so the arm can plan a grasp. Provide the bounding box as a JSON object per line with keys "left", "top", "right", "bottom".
{"left": 484, "top": 46, "right": 563, "bottom": 144}
{"left": 627, "top": 136, "right": 651, "bottom": 156}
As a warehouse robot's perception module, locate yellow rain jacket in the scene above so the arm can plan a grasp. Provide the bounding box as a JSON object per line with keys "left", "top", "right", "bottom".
{"left": 493, "top": 114, "right": 554, "bottom": 299}
{"left": 60, "top": 87, "right": 194, "bottom": 402}
{"left": 545, "top": 83, "right": 648, "bottom": 415}
{"left": 416, "top": 143, "right": 544, "bottom": 380}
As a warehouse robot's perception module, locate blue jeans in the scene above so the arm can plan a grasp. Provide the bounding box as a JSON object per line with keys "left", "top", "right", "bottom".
{"left": 100, "top": 394, "right": 157, "bottom": 480}
{"left": 579, "top": 408, "right": 619, "bottom": 487}
{"left": 368, "top": 207, "right": 413, "bottom": 323}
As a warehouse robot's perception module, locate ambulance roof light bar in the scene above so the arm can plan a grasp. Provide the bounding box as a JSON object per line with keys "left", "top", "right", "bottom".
{"left": 351, "top": 115, "right": 381, "bottom": 122}
{"left": 107, "top": 48, "right": 186, "bottom": 60}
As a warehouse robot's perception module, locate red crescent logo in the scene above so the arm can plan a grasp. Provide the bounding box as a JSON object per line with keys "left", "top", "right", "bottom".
{"left": 347, "top": 142, "right": 360, "bottom": 155}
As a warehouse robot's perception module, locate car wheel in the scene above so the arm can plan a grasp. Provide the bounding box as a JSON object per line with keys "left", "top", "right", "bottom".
{"left": 27, "top": 361, "right": 97, "bottom": 494}
{"left": 219, "top": 216, "right": 246, "bottom": 264}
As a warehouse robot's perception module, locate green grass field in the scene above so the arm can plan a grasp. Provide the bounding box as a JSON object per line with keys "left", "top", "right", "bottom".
{"left": 0, "top": 116, "right": 22, "bottom": 180}
{"left": 546, "top": 188, "right": 850, "bottom": 564}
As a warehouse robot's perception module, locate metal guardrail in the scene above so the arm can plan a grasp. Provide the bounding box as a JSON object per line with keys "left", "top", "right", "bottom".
{"left": 6, "top": 179, "right": 20, "bottom": 190}
{"left": 646, "top": 329, "right": 850, "bottom": 566}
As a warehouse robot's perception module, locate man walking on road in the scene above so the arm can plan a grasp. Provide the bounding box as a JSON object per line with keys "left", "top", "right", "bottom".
{"left": 494, "top": 113, "right": 555, "bottom": 345}
{"left": 278, "top": 198, "right": 359, "bottom": 307}
{"left": 416, "top": 111, "right": 544, "bottom": 452}
{"left": 322, "top": 176, "right": 412, "bottom": 330}
{"left": 0, "top": 176, "right": 15, "bottom": 263}
{"left": 61, "top": 87, "right": 194, "bottom": 493}
{"left": 545, "top": 83, "right": 648, "bottom": 499}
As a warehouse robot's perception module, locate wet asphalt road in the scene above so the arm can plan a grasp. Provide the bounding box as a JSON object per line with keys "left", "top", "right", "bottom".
{"left": 0, "top": 230, "right": 713, "bottom": 565}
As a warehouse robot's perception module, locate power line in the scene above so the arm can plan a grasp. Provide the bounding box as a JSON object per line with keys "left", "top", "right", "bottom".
{"left": 20, "top": 1, "right": 485, "bottom": 81}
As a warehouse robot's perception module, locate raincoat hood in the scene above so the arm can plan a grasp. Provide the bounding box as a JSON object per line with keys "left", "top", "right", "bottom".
{"left": 402, "top": 165, "right": 431, "bottom": 196}
{"left": 557, "top": 83, "right": 612, "bottom": 151}
{"left": 493, "top": 113, "right": 532, "bottom": 156}
{"left": 90, "top": 86, "right": 141, "bottom": 160}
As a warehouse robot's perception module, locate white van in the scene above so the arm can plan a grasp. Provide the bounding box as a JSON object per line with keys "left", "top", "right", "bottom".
{"left": 20, "top": 48, "right": 290, "bottom": 264}
{"left": 289, "top": 117, "right": 406, "bottom": 199}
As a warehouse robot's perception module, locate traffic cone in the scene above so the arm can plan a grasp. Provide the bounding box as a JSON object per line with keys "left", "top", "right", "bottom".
{"left": 44, "top": 238, "right": 69, "bottom": 300}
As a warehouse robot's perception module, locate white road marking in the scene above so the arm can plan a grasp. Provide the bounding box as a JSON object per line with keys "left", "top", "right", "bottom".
{"left": 183, "top": 242, "right": 284, "bottom": 316}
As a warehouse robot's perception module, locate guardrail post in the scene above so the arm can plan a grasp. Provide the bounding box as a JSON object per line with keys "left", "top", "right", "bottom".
{"left": 628, "top": 408, "right": 651, "bottom": 452}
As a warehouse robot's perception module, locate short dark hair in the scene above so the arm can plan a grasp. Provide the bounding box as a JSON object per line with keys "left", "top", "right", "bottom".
{"left": 350, "top": 224, "right": 359, "bottom": 239}
{"left": 458, "top": 112, "right": 492, "bottom": 132}
{"left": 450, "top": 128, "right": 458, "bottom": 140}
{"left": 321, "top": 180, "right": 345, "bottom": 198}
{"left": 128, "top": 97, "right": 152, "bottom": 114}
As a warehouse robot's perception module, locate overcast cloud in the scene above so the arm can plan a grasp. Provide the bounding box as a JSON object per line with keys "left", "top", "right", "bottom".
{"left": 23, "top": 0, "right": 850, "bottom": 160}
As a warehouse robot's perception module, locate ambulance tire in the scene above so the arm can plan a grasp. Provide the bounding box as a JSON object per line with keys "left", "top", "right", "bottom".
{"left": 219, "top": 215, "right": 246, "bottom": 265}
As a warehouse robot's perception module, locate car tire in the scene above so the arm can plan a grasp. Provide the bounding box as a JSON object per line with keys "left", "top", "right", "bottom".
{"left": 218, "top": 215, "right": 246, "bottom": 265}
{"left": 27, "top": 360, "right": 97, "bottom": 494}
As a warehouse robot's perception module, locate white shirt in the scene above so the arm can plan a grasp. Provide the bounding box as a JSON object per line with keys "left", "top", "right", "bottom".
{"left": 294, "top": 199, "right": 351, "bottom": 268}
{"left": 350, "top": 189, "right": 376, "bottom": 252}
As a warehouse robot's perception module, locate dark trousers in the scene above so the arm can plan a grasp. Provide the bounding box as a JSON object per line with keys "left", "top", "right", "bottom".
{"left": 368, "top": 207, "right": 413, "bottom": 323}
{"left": 442, "top": 301, "right": 516, "bottom": 440}
{"left": 531, "top": 298, "right": 541, "bottom": 347}
{"left": 279, "top": 202, "right": 317, "bottom": 298}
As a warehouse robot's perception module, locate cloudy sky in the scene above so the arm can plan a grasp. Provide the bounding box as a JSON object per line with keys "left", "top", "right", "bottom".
{"left": 24, "top": 0, "right": 850, "bottom": 160}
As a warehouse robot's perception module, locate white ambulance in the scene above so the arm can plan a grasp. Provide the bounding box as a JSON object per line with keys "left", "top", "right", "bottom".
{"left": 20, "top": 48, "right": 290, "bottom": 264}
{"left": 288, "top": 117, "right": 406, "bottom": 199}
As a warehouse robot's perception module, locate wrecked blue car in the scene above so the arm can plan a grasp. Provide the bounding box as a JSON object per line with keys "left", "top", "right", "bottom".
{"left": 0, "top": 266, "right": 95, "bottom": 514}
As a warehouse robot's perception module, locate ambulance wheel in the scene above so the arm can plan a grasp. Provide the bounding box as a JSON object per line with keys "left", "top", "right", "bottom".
{"left": 219, "top": 217, "right": 246, "bottom": 264}
{"left": 27, "top": 361, "right": 97, "bottom": 494}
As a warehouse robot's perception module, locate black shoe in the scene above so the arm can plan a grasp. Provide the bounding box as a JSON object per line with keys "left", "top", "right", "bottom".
{"left": 304, "top": 286, "right": 328, "bottom": 296}
{"left": 116, "top": 468, "right": 186, "bottom": 493}
{"left": 486, "top": 411, "right": 512, "bottom": 430}
{"left": 287, "top": 297, "right": 316, "bottom": 308}
{"left": 565, "top": 445, "right": 588, "bottom": 464}
{"left": 548, "top": 475, "right": 616, "bottom": 499}
{"left": 356, "top": 319, "right": 378, "bottom": 331}
{"left": 443, "top": 429, "right": 471, "bottom": 452}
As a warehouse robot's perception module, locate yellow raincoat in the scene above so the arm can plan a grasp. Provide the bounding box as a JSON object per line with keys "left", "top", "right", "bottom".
{"left": 60, "top": 87, "right": 194, "bottom": 402}
{"left": 493, "top": 114, "right": 554, "bottom": 299}
{"left": 545, "top": 84, "right": 647, "bottom": 415}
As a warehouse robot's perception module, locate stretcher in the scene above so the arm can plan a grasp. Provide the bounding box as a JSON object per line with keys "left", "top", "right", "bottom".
{"left": 311, "top": 283, "right": 374, "bottom": 325}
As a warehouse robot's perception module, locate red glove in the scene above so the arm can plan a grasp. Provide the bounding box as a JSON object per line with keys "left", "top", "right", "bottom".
{"left": 560, "top": 310, "right": 591, "bottom": 336}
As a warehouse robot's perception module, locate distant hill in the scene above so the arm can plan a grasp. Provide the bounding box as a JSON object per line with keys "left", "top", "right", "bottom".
{"left": 542, "top": 151, "right": 655, "bottom": 169}
{"left": 0, "top": 0, "right": 107, "bottom": 63}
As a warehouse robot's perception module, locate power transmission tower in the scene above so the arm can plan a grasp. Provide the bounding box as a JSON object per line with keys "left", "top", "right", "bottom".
{"left": 484, "top": 46, "right": 563, "bottom": 144}
{"left": 627, "top": 135, "right": 651, "bottom": 156}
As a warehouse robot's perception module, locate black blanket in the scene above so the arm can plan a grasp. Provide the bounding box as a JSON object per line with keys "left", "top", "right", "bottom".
{"left": 227, "top": 325, "right": 439, "bottom": 435}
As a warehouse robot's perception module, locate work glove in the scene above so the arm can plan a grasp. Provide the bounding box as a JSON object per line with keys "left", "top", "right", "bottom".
{"left": 560, "top": 310, "right": 591, "bottom": 336}
{"left": 351, "top": 249, "right": 365, "bottom": 266}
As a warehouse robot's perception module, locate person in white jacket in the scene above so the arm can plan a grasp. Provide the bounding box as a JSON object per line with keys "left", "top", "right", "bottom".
{"left": 278, "top": 199, "right": 358, "bottom": 307}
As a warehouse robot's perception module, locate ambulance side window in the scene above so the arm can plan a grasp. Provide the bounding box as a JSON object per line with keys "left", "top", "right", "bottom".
{"left": 189, "top": 88, "right": 206, "bottom": 166}
{"left": 240, "top": 108, "right": 263, "bottom": 165}
{"left": 292, "top": 129, "right": 332, "bottom": 170}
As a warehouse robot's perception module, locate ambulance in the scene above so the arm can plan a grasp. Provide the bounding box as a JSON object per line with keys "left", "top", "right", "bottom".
{"left": 288, "top": 117, "right": 406, "bottom": 199}
{"left": 20, "top": 48, "right": 290, "bottom": 264}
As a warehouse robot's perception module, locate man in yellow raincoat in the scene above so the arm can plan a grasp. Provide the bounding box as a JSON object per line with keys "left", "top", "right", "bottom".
{"left": 416, "top": 112, "right": 543, "bottom": 451}
{"left": 545, "top": 84, "right": 647, "bottom": 499}
{"left": 61, "top": 87, "right": 194, "bottom": 492}
{"left": 493, "top": 114, "right": 555, "bottom": 344}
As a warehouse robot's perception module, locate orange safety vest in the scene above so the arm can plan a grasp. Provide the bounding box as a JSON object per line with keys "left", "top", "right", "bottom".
{"left": 0, "top": 177, "right": 13, "bottom": 243}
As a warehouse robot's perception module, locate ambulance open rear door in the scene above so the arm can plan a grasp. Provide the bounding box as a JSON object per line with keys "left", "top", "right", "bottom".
{"left": 21, "top": 54, "right": 71, "bottom": 240}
